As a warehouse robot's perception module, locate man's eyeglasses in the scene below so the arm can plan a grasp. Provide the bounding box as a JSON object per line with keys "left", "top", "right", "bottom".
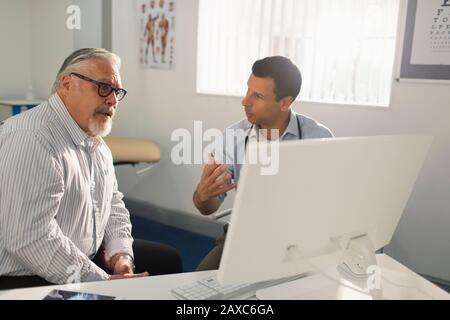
{"left": 70, "top": 72, "right": 127, "bottom": 101}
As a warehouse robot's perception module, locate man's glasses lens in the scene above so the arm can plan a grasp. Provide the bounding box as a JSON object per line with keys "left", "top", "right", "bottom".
{"left": 98, "top": 84, "right": 126, "bottom": 101}
{"left": 98, "top": 84, "right": 112, "bottom": 97}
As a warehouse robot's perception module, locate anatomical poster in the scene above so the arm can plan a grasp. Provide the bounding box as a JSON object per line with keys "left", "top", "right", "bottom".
{"left": 138, "top": 0, "right": 176, "bottom": 69}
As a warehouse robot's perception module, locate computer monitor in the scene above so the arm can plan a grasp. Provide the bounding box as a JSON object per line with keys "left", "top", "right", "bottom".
{"left": 217, "top": 135, "right": 432, "bottom": 287}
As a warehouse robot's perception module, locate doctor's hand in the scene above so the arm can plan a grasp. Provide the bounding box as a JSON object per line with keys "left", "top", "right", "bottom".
{"left": 194, "top": 156, "right": 236, "bottom": 208}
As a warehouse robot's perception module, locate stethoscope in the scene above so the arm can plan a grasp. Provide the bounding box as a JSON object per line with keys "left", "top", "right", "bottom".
{"left": 244, "top": 114, "right": 302, "bottom": 149}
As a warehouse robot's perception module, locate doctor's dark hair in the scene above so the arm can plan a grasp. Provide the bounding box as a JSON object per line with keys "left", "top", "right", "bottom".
{"left": 251, "top": 56, "right": 302, "bottom": 102}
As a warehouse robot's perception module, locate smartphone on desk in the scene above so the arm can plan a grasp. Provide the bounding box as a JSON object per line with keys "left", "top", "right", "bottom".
{"left": 43, "top": 289, "right": 123, "bottom": 300}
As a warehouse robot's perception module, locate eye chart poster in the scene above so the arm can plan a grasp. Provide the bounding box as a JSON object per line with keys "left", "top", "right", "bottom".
{"left": 410, "top": 0, "right": 450, "bottom": 65}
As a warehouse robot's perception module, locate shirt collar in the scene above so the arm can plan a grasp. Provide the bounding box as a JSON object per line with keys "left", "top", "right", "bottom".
{"left": 249, "top": 109, "right": 299, "bottom": 141}
{"left": 282, "top": 109, "right": 300, "bottom": 139}
{"left": 49, "top": 93, "right": 93, "bottom": 148}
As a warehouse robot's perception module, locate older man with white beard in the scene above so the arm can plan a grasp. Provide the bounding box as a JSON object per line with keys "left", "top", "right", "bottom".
{"left": 0, "top": 48, "right": 182, "bottom": 290}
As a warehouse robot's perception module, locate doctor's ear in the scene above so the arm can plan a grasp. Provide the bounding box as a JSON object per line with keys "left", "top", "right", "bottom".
{"left": 280, "top": 96, "right": 294, "bottom": 111}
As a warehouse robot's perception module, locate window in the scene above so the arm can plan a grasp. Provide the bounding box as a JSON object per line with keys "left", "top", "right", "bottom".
{"left": 197, "top": 0, "right": 400, "bottom": 107}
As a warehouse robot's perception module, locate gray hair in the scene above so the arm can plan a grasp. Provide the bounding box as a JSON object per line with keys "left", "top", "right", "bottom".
{"left": 52, "top": 48, "right": 121, "bottom": 94}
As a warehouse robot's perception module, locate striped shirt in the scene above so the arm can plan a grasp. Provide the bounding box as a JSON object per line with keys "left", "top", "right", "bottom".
{"left": 0, "top": 94, "right": 133, "bottom": 284}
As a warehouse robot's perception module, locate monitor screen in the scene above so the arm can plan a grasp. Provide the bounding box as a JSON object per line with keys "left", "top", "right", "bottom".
{"left": 218, "top": 135, "right": 432, "bottom": 285}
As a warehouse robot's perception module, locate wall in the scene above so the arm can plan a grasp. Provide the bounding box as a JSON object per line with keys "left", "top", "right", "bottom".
{"left": 30, "top": 0, "right": 74, "bottom": 98}
{"left": 111, "top": 0, "right": 450, "bottom": 281}
{"left": 0, "top": 0, "right": 32, "bottom": 122}
{"left": 73, "top": 0, "right": 103, "bottom": 50}
{"left": 0, "top": 0, "right": 74, "bottom": 108}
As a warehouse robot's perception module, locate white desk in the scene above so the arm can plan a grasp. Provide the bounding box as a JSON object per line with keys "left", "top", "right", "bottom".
{"left": 0, "top": 254, "right": 448, "bottom": 300}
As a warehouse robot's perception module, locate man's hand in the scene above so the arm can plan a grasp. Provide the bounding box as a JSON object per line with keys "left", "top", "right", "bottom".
{"left": 113, "top": 256, "right": 134, "bottom": 275}
{"left": 107, "top": 253, "right": 150, "bottom": 280}
{"left": 109, "top": 253, "right": 138, "bottom": 275}
{"left": 194, "top": 155, "right": 236, "bottom": 215}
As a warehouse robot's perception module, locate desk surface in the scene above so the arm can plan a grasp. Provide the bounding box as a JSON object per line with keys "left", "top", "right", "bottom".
{"left": 0, "top": 254, "right": 448, "bottom": 300}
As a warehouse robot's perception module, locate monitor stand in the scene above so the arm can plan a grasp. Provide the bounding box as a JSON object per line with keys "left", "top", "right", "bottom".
{"left": 335, "top": 233, "right": 383, "bottom": 298}
{"left": 255, "top": 235, "right": 383, "bottom": 300}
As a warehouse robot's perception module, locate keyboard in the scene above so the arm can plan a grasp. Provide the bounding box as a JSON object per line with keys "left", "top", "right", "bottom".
{"left": 171, "top": 274, "right": 307, "bottom": 300}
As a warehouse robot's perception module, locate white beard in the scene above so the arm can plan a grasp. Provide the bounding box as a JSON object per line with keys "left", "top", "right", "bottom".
{"left": 88, "top": 115, "right": 112, "bottom": 137}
